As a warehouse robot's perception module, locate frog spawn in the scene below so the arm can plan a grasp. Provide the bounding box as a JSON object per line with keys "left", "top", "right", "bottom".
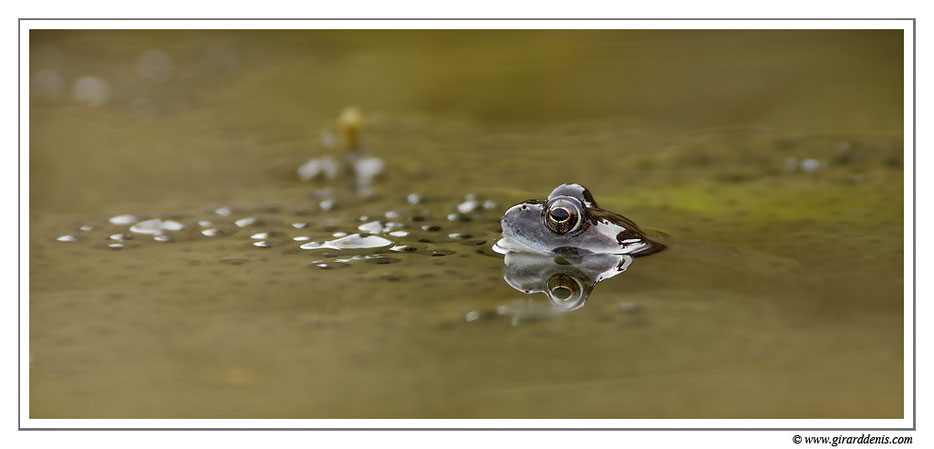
{"left": 54, "top": 193, "right": 504, "bottom": 268}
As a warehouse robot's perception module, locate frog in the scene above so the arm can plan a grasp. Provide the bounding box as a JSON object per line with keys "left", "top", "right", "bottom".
{"left": 495, "top": 183, "right": 665, "bottom": 257}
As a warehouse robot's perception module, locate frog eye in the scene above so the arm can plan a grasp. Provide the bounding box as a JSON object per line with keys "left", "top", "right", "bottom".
{"left": 547, "top": 273, "right": 584, "bottom": 307}
{"left": 545, "top": 199, "right": 582, "bottom": 234}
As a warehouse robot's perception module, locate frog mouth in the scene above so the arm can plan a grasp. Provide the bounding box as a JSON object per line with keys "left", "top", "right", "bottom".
{"left": 497, "top": 218, "right": 538, "bottom": 254}
{"left": 498, "top": 222, "right": 556, "bottom": 256}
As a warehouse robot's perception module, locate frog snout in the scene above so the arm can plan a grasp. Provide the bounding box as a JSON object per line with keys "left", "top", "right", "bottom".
{"left": 501, "top": 203, "right": 541, "bottom": 238}
{"left": 501, "top": 205, "right": 521, "bottom": 237}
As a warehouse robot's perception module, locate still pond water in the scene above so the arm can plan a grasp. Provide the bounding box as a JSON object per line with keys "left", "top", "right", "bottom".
{"left": 29, "top": 30, "right": 904, "bottom": 418}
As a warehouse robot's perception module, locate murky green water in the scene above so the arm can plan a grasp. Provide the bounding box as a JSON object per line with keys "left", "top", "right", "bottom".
{"left": 29, "top": 30, "right": 904, "bottom": 419}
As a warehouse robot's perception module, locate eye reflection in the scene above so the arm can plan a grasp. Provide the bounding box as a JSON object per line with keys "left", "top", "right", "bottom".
{"left": 502, "top": 251, "right": 633, "bottom": 312}
{"left": 547, "top": 273, "right": 582, "bottom": 304}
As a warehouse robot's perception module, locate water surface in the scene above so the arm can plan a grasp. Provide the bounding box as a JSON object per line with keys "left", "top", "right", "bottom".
{"left": 29, "top": 30, "right": 904, "bottom": 419}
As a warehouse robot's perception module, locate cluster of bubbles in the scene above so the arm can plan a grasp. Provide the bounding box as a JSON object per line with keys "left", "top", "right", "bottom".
{"left": 55, "top": 192, "right": 503, "bottom": 261}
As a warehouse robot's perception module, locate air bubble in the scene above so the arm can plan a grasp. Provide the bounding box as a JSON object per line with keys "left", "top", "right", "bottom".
{"left": 130, "top": 218, "right": 182, "bottom": 234}
{"left": 457, "top": 199, "right": 479, "bottom": 213}
{"left": 299, "top": 233, "right": 393, "bottom": 251}
{"left": 357, "top": 221, "right": 383, "bottom": 233}
{"left": 108, "top": 214, "right": 138, "bottom": 225}
{"left": 235, "top": 217, "right": 257, "bottom": 227}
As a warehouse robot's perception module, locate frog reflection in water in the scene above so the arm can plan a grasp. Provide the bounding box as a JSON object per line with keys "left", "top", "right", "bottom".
{"left": 503, "top": 251, "right": 633, "bottom": 311}
{"left": 495, "top": 184, "right": 664, "bottom": 310}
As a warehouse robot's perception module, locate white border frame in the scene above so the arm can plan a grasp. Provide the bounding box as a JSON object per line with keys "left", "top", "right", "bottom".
{"left": 18, "top": 18, "right": 915, "bottom": 430}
